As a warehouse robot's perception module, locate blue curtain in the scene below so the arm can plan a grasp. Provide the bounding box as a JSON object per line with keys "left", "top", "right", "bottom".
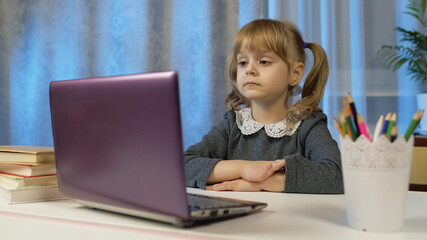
{"left": 0, "top": 0, "right": 421, "bottom": 149}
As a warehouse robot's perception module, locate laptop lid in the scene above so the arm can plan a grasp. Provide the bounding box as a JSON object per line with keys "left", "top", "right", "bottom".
{"left": 50, "top": 71, "right": 190, "bottom": 220}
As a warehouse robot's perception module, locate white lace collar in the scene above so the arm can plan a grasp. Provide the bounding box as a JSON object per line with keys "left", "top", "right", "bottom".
{"left": 235, "top": 108, "right": 301, "bottom": 138}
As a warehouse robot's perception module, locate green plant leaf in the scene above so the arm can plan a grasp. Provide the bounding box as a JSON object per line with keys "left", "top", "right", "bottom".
{"left": 404, "top": 12, "right": 423, "bottom": 24}
{"left": 387, "top": 56, "right": 401, "bottom": 71}
{"left": 393, "top": 58, "right": 409, "bottom": 71}
{"left": 378, "top": 0, "right": 427, "bottom": 85}
{"left": 422, "top": 0, "right": 427, "bottom": 15}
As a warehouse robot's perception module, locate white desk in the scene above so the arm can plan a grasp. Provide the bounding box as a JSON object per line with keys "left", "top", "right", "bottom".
{"left": 1, "top": 188, "right": 426, "bottom": 240}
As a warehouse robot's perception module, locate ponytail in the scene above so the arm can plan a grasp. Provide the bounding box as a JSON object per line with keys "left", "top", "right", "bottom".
{"left": 289, "top": 42, "right": 329, "bottom": 117}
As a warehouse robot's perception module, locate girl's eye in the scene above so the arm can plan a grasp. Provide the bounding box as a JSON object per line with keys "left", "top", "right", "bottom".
{"left": 238, "top": 61, "right": 247, "bottom": 66}
{"left": 260, "top": 60, "right": 271, "bottom": 65}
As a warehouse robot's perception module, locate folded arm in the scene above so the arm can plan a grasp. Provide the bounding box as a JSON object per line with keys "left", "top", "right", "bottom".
{"left": 205, "top": 171, "right": 286, "bottom": 192}
{"left": 207, "top": 159, "right": 286, "bottom": 184}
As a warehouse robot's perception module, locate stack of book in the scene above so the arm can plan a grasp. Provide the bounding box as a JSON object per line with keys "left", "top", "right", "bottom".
{"left": 0, "top": 145, "right": 66, "bottom": 204}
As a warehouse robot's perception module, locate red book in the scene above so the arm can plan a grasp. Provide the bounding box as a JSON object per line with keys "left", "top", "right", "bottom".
{"left": 414, "top": 134, "right": 427, "bottom": 146}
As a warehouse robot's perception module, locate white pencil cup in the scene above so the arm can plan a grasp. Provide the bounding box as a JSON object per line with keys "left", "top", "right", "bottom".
{"left": 339, "top": 135, "right": 414, "bottom": 232}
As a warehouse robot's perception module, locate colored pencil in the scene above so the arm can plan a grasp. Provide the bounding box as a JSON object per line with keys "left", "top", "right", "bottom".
{"left": 342, "top": 97, "right": 348, "bottom": 109}
{"left": 343, "top": 98, "right": 359, "bottom": 139}
{"left": 386, "top": 113, "right": 397, "bottom": 140}
{"left": 372, "top": 115, "right": 384, "bottom": 142}
{"left": 357, "top": 114, "right": 371, "bottom": 141}
{"left": 338, "top": 111, "right": 348, "bottom": 137}
{"left": 380, "top": 113, "right": 392, "bottom": 135}
{"left": 345, "top": 124, "right": 352, "bottom": 139}
{"left": 391, "top": 125, "right": 398, "bottom": 142}
{"left": 348, "top": 93, "right": 361, "bottom": 136}
{"left": 344, "top": 110, "right": 357, "bottom": 141}
{"left": 333, "top": 117, "right": 344, "bottom": 137}
{"left": 341, "top": 115, "right": 352, "bottom": 139}
{"left": 404, "top": 110, "right": 423, "bottom": 140}
{"left": 346, "top": 107, "right": 359, "bottom": 138}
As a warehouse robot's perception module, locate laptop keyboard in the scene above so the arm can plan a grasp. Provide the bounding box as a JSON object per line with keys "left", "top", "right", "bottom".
{"left": 187, "top": 193, "right": 244, "bottom": 210}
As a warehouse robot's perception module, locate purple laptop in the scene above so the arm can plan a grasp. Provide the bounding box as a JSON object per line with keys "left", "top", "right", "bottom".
{"left": 49, "top": 70, "right": 266, "bottom": 227}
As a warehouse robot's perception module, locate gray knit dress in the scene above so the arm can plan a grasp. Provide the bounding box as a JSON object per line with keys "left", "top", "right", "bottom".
{"left": 184, "top": 109, "right": 344, "bottom": 194}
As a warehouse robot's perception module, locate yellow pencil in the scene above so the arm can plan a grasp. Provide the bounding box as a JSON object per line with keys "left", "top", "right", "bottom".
{"left": 391, "top": 125, "right": 398, "bottom": 142}
{"left": 386, "top": 113, "right": 397, "bottom": 140}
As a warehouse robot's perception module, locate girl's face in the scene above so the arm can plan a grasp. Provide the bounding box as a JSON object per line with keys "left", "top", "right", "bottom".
{"left": 236, "top": 46, "right": 298, "bottom": 107}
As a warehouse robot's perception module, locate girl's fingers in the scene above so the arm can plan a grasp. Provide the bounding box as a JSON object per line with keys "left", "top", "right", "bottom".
{"left": 272, "top": 159, "right": 286, "bottom": 171}
{"left": 259, "top": 160, "right": 285, "bottom": 179}
{"left": 257, "top": 163, "right": 273, "bottom": 179}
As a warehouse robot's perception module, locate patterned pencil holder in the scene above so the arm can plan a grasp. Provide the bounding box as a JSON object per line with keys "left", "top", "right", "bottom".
{"left": 339, "top": 135, "right": 414, "bottom": 232}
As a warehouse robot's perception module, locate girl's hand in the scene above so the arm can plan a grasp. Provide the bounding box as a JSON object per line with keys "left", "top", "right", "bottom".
{"left": 205, "top": 179, "right": 262, "bottom": 192}
{"left": 240, "top": 159, "right": 285, "bottom": 182}
{"left": 206, "top": 171, "right": 286, "bottom": 192}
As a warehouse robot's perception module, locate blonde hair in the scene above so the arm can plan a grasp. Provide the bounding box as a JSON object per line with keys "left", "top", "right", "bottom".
{"left": 226, "top": 19, "right": 329, "bottom": 123}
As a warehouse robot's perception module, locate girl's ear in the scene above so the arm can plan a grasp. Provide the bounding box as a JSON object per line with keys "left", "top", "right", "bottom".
{"left": 289, "top": 62, "right": 305, "bottom": 86}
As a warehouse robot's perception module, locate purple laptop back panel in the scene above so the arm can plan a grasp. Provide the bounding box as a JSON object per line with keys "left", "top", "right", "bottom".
{"left": 50, "top": 71, "right": 190, "bottom": 219}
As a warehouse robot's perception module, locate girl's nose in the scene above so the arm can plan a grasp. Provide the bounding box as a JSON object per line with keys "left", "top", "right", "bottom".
{"left": 246, "top": 62, "right": 257, "bottom": 75}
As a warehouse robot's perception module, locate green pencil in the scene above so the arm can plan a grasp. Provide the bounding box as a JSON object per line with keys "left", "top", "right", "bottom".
{"left": 345, "top": 111, "right": 357, "bottom": 141}
{"left": 405, "top": 110, "right": 422, "bottom": 141}
{"left": 341, "top": 119, "right": 348, "bottom": 137}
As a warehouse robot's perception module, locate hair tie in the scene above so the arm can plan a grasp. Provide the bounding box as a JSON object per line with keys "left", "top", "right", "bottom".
{"left": 303, "top": 42, "right": 308, "bottom": 49}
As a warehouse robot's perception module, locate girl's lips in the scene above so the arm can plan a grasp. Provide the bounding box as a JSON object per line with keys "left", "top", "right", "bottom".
{"left": 245, "top": 82, "right": 260, "bottom": 86}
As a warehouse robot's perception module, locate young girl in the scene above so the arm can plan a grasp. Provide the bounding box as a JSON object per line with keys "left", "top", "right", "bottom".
{"left": 184, "top": 19, "right": 343, "bottom": 194}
